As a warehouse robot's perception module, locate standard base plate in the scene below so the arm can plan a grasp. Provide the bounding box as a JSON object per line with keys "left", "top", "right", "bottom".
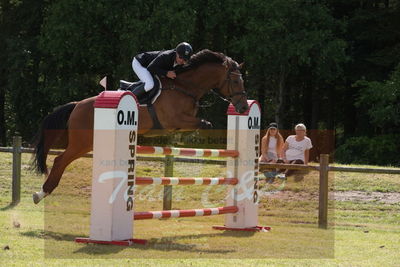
{"left": 212, "top": 225, "right": 271, "bottom": 232}
{"left": 75, "top": 237, "right": 147, "bottom": 246}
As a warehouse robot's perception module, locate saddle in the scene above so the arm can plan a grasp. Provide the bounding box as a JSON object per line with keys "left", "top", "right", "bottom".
{"left": 119, "top": 76, "right": 162, "bottom": 106}
{"left": 119, "top": 76, "right": 163, "bottom": 129}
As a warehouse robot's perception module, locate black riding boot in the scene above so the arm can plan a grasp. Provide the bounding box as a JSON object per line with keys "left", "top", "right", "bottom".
{"left": 131, "top": 83, "right": 147, "bottom": 99}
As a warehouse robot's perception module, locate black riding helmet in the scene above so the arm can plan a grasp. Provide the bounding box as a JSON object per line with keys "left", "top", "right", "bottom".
{"left": 176, "top": 42, "right": 193, "bottom": 61}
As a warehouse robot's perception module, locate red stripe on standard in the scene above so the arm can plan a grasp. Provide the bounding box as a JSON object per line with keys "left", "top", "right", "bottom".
{"left": 134, "top": 206, "right": 238, "bottom": 220}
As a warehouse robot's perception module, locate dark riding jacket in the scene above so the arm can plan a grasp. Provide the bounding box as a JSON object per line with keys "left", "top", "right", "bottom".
{"left": 135, "top": 49, "right": 178, "bottom": 77}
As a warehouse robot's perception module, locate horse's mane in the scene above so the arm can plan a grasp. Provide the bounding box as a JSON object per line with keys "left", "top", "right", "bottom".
{"left": 176, "top": 49, "right": 227, "bottom": 74}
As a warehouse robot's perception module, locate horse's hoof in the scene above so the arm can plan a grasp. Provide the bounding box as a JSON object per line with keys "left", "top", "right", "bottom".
{"left": 200, "top": 119, "right": 213, "bottom": 129}
{"left": 33, "top": 191, "right": 48, "bottom": 204}
{"left": 33, "top": 193, "right": 40, "bottom": 204}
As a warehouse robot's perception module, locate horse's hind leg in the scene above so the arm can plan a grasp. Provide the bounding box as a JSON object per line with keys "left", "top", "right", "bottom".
{"left": 33, "top": 144, "right": 90, "bottom": 204}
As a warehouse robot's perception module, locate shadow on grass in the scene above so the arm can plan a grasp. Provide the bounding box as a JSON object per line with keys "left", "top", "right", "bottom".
{"left": 20, "top": 229, "right": 257, "bottom": 256}
{"left": 21, "top": 229, "right": 76, "bottom": 241}
{"left": 0, "top": 201, "right": 19, "bottom": 211}
{"left": 73, "top": 231, "right": 248, "bottom": 255}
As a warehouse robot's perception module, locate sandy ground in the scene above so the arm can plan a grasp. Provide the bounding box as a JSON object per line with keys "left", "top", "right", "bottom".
{"left": 260, "top": 188, "right": 400, "bottom": 204}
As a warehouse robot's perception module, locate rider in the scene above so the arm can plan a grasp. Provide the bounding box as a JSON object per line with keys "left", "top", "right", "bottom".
{"left": 131, "top": 42, "right": 193, "bottom": 98}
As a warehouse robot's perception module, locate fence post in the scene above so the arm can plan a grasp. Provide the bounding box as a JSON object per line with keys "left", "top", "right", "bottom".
{"left": 163, "top": 155, "right": 174, "bottom": 210}
{"left": 318, "top": 154, "right": 329, "bottom": 229}
{"left": 12, "top": 136, "right": 22, "bottom": 205}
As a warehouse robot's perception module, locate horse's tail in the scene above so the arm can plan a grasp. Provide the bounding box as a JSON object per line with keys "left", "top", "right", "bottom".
{"left": 31, "top": 102, "right": 77, "bottom": 174}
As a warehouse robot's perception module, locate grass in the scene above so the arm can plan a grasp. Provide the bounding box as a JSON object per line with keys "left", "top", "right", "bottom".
{"left": 0, "top": 152, "right": 400, "bottom": 266}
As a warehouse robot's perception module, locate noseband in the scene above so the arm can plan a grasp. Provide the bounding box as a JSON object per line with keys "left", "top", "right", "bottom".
{"left": 212, "top": 68, "right": 247, "bottom": 107}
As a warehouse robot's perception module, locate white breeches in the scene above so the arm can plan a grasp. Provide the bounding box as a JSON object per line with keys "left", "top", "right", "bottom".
{"left": 132, "top": 58, "right": 154, "bottom": 91}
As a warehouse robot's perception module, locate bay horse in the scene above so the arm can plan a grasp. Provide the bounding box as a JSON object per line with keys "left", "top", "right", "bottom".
{"left": 31, "top": 49, "right": 249, "bottom": 204}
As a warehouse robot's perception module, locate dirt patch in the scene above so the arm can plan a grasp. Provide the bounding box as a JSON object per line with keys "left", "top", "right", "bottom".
{"left": 334, "top": 191, "right": 400, "bottom": 204}
{"left": 260, "top": 190, "right": 400, "bottom": 204}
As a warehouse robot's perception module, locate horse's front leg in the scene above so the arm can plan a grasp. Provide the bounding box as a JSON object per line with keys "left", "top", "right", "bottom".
{"left": 173, "top": 114, "right": 213, "bottom": 130}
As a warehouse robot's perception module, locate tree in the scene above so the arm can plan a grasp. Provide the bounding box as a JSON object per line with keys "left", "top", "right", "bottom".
{"left": 356, "top": 63, "right": 400, "bottom": 131}
{"left": 0, "top": 0, "right": 48, "bottom": 144}
{"left": 239, "top": 0, "right": 347, "bottom": 129}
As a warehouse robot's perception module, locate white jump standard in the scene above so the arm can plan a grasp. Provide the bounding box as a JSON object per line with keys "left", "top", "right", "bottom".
{"left": 75, "top": 91, "right": 144, "bottom": 246}
{"left": 75, "top": 92, "right": 270, "bottom": 246}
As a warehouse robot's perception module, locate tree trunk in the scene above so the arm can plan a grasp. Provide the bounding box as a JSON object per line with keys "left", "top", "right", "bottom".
{"left": 276, "top": 66, "right": 287, "bottom": 128}
{"left": 311, "top": 87, "right": 319, "bottom": 130}
{"left": 343, "top": 85, "right": 357, "bottom": 138}
{"left": 326, "top": 86, "right": 335, "bottom": 130}
{"left": 0, "top": 86, "right": 5, "bottom": 146}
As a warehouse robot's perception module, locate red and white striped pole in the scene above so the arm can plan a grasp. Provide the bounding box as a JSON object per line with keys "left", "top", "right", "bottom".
{"left": 134, "top": 206, "right": 238, "bottom": 220}
{"left": 137, "top": 146, "right": 239, "bottom": 158}
{"left": 135, "top": 177, "right": 238, "bottom": 185}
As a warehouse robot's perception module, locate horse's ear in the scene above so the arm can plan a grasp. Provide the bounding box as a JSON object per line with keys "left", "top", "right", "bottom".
{"left": 239, "top": 62, "right": 244, "bottom": 69}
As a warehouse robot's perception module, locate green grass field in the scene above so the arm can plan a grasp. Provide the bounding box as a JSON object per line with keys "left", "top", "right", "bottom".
{"left": 1, "top": 152, "right": 400, "bottom": 266}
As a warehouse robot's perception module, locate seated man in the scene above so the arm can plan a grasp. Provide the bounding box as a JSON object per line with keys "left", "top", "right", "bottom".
{"left": 277, "top": 123, "right": 312, "bottom": 181}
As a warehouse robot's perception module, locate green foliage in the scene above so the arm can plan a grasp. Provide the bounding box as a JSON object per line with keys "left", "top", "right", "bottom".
{"left": 355, "top": 63, "right": 400, "bottom": 129}
{"left": 0, "top": 0, "right": 399, "bottom": 166}
{"left": 39, "top": 0, "right": 197, "bottom": 103}
{"left": 237, "top": 0, "right": 347, "bottom": 127}
{"left": 335, "top": 135, "right": 400, "bottom": 166}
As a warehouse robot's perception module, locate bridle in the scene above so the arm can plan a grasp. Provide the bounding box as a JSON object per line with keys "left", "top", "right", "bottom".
{"left": 165, "top": 61, "right": 247, "bottom": 108}
{"left": 212, "top": 66, "right": 247, "bottom": 107}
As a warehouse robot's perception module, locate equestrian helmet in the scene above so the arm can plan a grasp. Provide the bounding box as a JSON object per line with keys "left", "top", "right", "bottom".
{"left": 176, "top": 42, "right": 193, "bottom": 61}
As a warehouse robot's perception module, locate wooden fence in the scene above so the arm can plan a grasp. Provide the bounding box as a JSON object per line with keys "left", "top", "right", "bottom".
{"left": 2, "top": 136, "right": 400, "bottom": 229}
{"left": 0, "top": 136, "right": 225, "bottom": 209}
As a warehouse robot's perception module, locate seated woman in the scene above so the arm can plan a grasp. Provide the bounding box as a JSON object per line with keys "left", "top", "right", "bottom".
{"left": 259, "top": 122, "right": 284, "bottom": 163}
{"left": 277, "top": 123, "right": 313, "bottom": 181}
{"left": 259, "top": 122, "right": 284, "bottom": 182}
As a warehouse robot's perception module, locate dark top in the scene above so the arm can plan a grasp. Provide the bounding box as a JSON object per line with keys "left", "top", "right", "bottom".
{"left": 135, "top": 49, "right": 177, "bottom": 77}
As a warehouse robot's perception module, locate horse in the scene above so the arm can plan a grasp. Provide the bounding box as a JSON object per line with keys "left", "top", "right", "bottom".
{"left": 31, "top": 49, "right": 249, "bottom": 204}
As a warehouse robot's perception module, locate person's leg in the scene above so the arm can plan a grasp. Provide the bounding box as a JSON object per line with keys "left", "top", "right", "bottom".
{"left": 284, "top": 159, "right": 304, "bottom": 177}
{"left": 291, "top": 159, "right": 305, "bottom": 181}
{"left": 276, "top": 158, "right": 285, "bottom": 173}
{"left": 132, "top": 58, "right": 154, "bottom": 92}
{"left": 262, "top": 159, "right": 277, "bottom": 183}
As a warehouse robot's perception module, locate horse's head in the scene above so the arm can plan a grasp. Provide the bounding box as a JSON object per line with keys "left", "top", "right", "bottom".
{"left": 175, "top": 49, "right": 249, "bottom": 113}
{"left": 214, "top": 58, "right": 249, "bottom": 114}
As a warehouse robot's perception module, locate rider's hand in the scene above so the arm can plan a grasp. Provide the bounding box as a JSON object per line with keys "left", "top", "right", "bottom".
{"left": 167, "top": 71, "right": 176, "bottom": 79}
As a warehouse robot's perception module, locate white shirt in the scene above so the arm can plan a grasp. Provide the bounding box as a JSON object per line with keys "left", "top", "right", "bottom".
{"left": 285, "top": 135, "right": 312, "bottom": 161}
{"left": 267, "top": 136, "right": 278, "bottom": 160}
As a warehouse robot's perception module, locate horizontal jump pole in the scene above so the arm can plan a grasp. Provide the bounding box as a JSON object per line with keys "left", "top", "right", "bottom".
{"left": 259, "top": 162, "right": 319, "bottom": 171}
{"left": 137, "top": 145, "right": 239, "bottom": 158}
{"left": 259, "top": 162, "right": 400, "bottom": 174}
{"left": 329, "top": 166, "right": 400, "bottom": 174}
{"left": 1, "top": 146, "right": 226, "bottom": 165}
{"left": 136, "top": 177, "right": 238, "bottom": 185}
{"left": 2, "top": 144, "right": 399, "bottom": 174}
{"left": 134, "top": 206, "right": 239, "bottom": 220}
